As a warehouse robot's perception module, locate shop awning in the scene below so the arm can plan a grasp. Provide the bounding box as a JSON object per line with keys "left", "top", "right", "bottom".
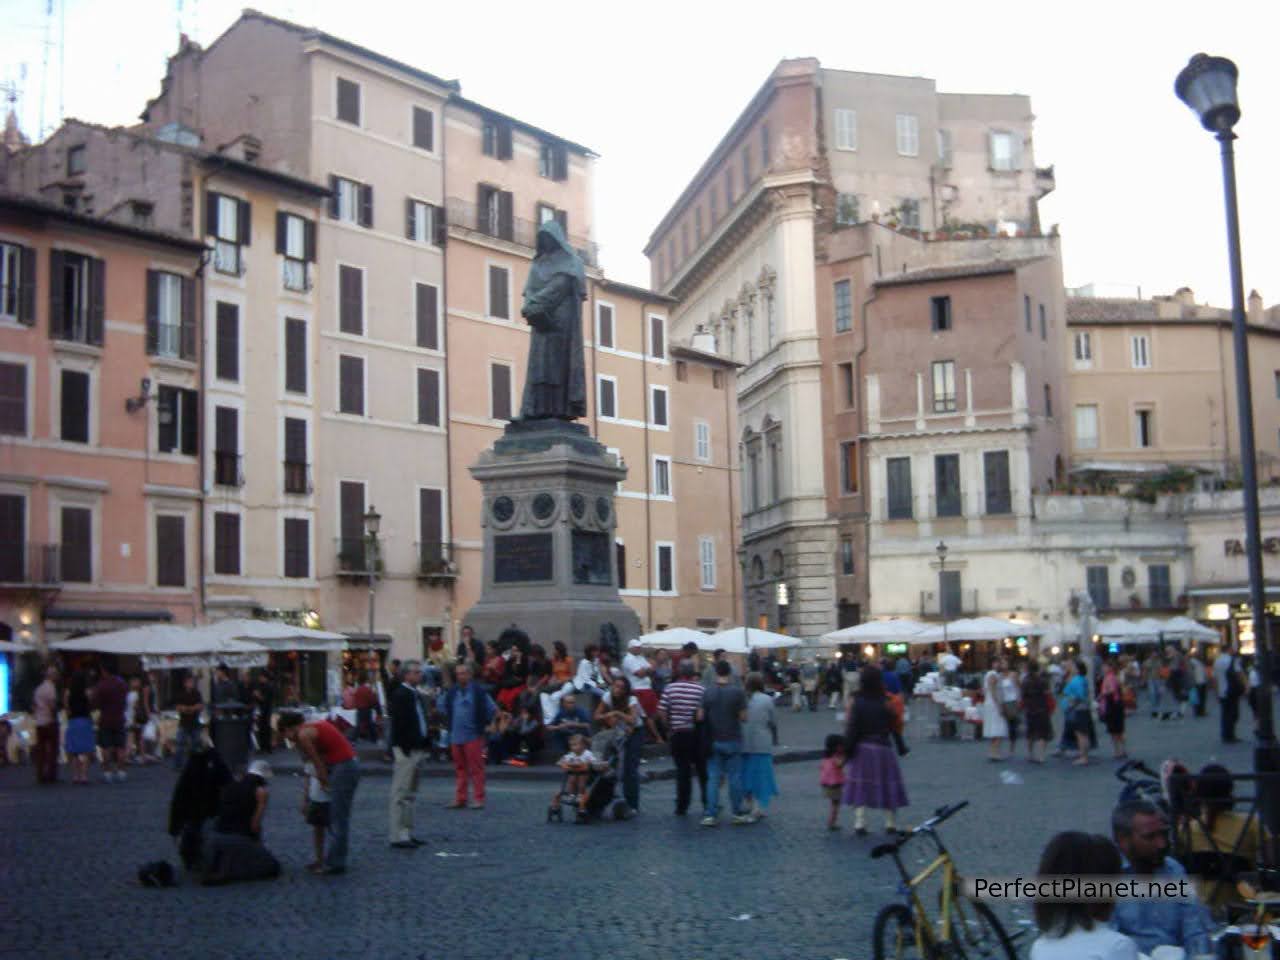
{"left": 342, "top": 632, "right": 394, "bottom": 649}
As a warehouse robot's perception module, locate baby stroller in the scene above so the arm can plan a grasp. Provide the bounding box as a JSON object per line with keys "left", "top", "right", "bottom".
{"left": 547, "top": 727, "right": 623, "bottom": 824}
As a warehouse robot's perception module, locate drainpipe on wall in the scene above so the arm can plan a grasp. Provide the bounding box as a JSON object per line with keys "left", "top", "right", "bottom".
{"left": 724, "top": 361, "right": 740, "bottom": 630}
{"left": 193, "top": 173, "right": 214, "bottom": 626}
{"left": 440, "top": 123, "right": 456, "bottom": 646}
{"left": 856, "top": 272, "right": 877, "bottom": 623}
{"left": 640, "top": 302, "right": 654, "bottom": 631}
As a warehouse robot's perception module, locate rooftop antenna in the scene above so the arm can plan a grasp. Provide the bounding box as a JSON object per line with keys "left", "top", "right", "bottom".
{"left": 38, "top": 0, "right": 51, "bottom": 139}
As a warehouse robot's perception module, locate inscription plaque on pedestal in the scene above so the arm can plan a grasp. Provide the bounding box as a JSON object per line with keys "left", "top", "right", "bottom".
{"left": 494, "top": 532, "right": 554, "bottom": 583}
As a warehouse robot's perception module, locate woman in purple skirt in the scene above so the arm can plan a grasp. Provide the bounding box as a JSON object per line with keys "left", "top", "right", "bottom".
{"left": 843, "top": 665, "right": 908, "bottom": 836}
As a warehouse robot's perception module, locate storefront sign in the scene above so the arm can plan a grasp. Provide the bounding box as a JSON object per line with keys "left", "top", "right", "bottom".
{"left": 1224, "top": 537, "right": 1280, "bottom": 556}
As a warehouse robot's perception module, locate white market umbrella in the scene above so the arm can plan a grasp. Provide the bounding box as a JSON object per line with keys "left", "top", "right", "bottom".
{"left": 52, "top": 623, "right": 268, "bottom": 663}
{"left": 0, "top": 639, "right": 35, "bottom": 654}
{"left": 1159, "top": 616, "right": 1220, "bottom": 642}
{"left": 1093, "top": 618, "right": 1156, "bottom": 643}
{"left": 819, "top": 619, "right": 929, "bottom": 647}
{"left": 192, "top": 618, "right": 347, "bottom": 653}
{"left": 635, "top": 626, "right": 713, "bottom": 650}
{"left": 919, "top": 617, "right": 1042, "bottom": 642}
{"left": 709, "top": 627, "right": 797, "bottom": 653}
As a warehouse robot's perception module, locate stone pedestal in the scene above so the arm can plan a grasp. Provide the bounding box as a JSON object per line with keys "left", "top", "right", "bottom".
{"left": 463, "top": 419, "right": 641, "bottom": 657}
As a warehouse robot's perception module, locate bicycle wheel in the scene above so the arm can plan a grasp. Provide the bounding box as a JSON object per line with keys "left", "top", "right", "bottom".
{"left": 872, "top": 904, "right": 928, "bottom": 960}
{"left": 946, "top": 896, "right": 1017, "bottom": 960}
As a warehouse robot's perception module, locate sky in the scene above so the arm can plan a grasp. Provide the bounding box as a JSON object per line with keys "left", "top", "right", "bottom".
{"left": 1, "top": 0, "right": 1276, "bottom": 307}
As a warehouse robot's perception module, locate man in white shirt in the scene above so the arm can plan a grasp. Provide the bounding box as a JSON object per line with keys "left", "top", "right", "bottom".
{"left": 623, "top": 639, "right": 660, "bottom": 724}
{"left": 1213, "top": 646, "right": 1242, "bottom": 743}
{"left": 938, "top": 649, "right": 961, "bottom": 683}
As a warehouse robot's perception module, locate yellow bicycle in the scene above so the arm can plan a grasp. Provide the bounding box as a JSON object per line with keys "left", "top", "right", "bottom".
{"left": 871, "top": 801, "right": 1017, "bottom": 960}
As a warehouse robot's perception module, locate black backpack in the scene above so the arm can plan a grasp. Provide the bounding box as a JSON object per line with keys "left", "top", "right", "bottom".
{"left": 138, "top": 860, "right": 176, "bottom": 888}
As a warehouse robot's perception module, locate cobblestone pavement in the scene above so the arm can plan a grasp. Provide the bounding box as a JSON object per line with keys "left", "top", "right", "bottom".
{"left": 0, "top": 703, "right": 1259, "bottom": 960}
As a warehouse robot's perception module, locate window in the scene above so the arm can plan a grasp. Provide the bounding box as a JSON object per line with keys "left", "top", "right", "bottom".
{"left": 418, "top": 487, "right": 445, "bottom": 572}
{"left": 1074, "top": 332, "right": 1093, "bottom": 368}
{"left": 329, "top": 176, "right": 372, "bottom": 228}
{"left": 887, "top": 457, "right": 913, "bottom": 520}
{"left": 934, "top": 454, "right": 962, "bottom": 517}
{"left": 939, "top": 570, "right": 962, "bottom": 618}
{"left": 49, "top": 250, "right": 104, "bottom": 344}
{"left": 835, "top": 193, "right": 859, "bottom": 227}
{"left": 490, "top": 362, "right": 512, "bottom": 421}
{"left": 536, "top": 203, "right": 568, "bottom": 235}
{"left": 650, "top": 385, "right": 669, "bottom": 427}
{"left": 898, "top": 198, "right": 920, "bottom": 230}
{"left": 838, "top": 362, "right": 855, "bottom": 408}
{"left": 144, "top": 271, "right": 192, "bottom": 360}
{"left": 155, "top": 515, "right": 185, "bottom": 587}
{"left": 213, "top": 407, "right": 240, "bottom": 487}
{"left": 675, "top": 360, "right": 687, "bottom": 382}
{"left": 338, "top": 481, "right": 366, "bottom": 573}
{"left": 1134, "top": 407, "right": 1155, "bottom": 448}
{"left": 60, "top": 369, "right": 90, "bottom": 443}
{"left": 834, "top": 108, "right": 857, "bottom": 150}
{"left": 0, "top": 241, "right": 35, "bottom": 324}
{"left": 597, "top": 376, "right": 617, "bottom": 419}
{"left": 656, "top": 543, "right": 674, "bottom": 593}
{"left": 840, "top": 537, "right": 855, "bottom": 576}
{"left": 1074, "top": 405, "right": 1099, "bottom": 450}
{"left": 931, "top": 360, "right": 957, "bottom": 413}
{"left": 1024, "top": 295, "right": 1032, "bottom": 332}
{"left": 285, "top": 318, "right": 307, "bottom": 394}
{"left": 989, "top": 130, "right": 1019, "bottom": 171}
{"left": 417, "top": 368, "right": 441, "bottom": 426}
{"left": 206, "top": 192, "right": 250, "bottom": 275}
{"left": 713, "top": 369, "right": 723, "bottom": 390}
{"left": 746, "top": 440, "right": 760, "bottom": 510}
{"left": 215, "top": 302, "right": 239, "bottom": 381}
{"left": 768, "top": 435, "right": 782, "bottom": 503}
{"left": 936, "top": 128, "right": 953, "bottom": 167}
{"left": 1086, "top": 565, "right": 1110, "bottom": 611}
{"left": 1044, "top": 384, "right": 1053, "bottom": 417}
{"left": 213, "top": 511, "right": 240, "bottom": 575}
{"left": 284, "top": 417, "right": 308, "bottom": 494}
{"left": 699, "top": 536, "right": 716, "bottom": 590}
{"left": 984, "top": 450, "right": 1011, "bottom": 515}
{"left": 283, "top": 517, "right": 309, "bottom": 578}
{"left": 60, "top": 505, "right": 92, "bottom": 583}
{"left": 764, "top": 285, "right": 777, "bottom": 347}
{"left": 156, "top": 386, "right": 198, "bottom": 455}
{"left": 1039, "top": 304, "right": 1047, "bottom": 340}
{"left": 834, "top": 279, "right": 852, "bottom": 332}
{"left": 338, "top": 265, "right": 363, "bottom": 334}
{"left": 336, "top": 77, "right": 360, "bottom": 124}
{"left": 482, "top": 118, "right": 513, "bottom": 159}
{"left": 896, "top": 114, "right": 919, "bottom": 156}
{"left": 276, "top": 213, "right": 315, "bottom": 291}
{"left": 1149, "top": 564, "right": 1172, "bottom": 608}
{"left": 649, "top": 314, "right": 666, "bottom": 359}
{"left": 488, "top": 265, "right": 511, "bottom": 320}
{"left": 405, "top": 199, "right": 441, "bottom": 245}
{"left": 840, "top": 440, "right": 858, "bottom": 494}
{"left": 538, "top": 142, "right": 568, "bottom": 181}
{"left": 0, "top": 361, "right": 27, "bottom": 435}
{"left": 694, "top": 421, "right": 711, "bottom": 462}
{"left": 931, "top": 296, "right": 951, "bottom": 332}
{"left": 596, "top": 303, "right": 614, "bottom": 349}
{"left": 339, "top": 355, "right": 365, "bottom": 415}
{"left": 653, "top": 456, "right": 672, "bottom": 497}
{"left": 415, "top": 282, "right": 439, "bottom": 350}
{"left": 67, "top": 144, "right": 86, "bottom": 176}
{"left": 760, "top": 122, "right": 770, "bottom": 168}
{"left": 1130, "top": 334, "right": 1151, "bottom": 369}
{"left": 412, "top": 106, "right": 434, "bottom": 150}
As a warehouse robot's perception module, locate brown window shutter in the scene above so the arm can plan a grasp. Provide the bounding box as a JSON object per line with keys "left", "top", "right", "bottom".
{"left": 336, "top": 78, "right": 360, "bottom": 125}
{"left": 419, "top": 488, "right": 442, "bottom": 552}
{"left": 276, "top": 211, "right": 288, "bottom": 254}
{"left": 328, "top": 177, "right": 340, "bottom": 219}
{"left": 156, "top": 515, "right": 186, "bottom": 587}
{"left": 498, "top": 191, "right": 513, "bottom": 241}
{"left": 418, "top": 283, "right": 439, "bottom": 349}
{"left": 145, "top": 270, "right": 159, "bottom": 355}
{"left": 87, "top": 257, "right": 105, "bottom": 346}
{"left": 432, "top": 204, "right": 446, "bottom": 246}
{"left": 339, "top": 356, "right": 364, "bottom": 414}
{"left": 488, "top": 266, "right": 509, "bottom": 320}
{"left": 413, "top": 107, "right": 433, "bottom": 150}
{"left": 339, "top": 266, "right": 362, "bottom": 334}
{"left": 304, "top": 220, "right": 317, "bottom": 262}
{"left": 215, "top": 406, "right": 238, "bottom": 454}
{"left": 216, "top": 302, "right": 239, "bottom": 381}
{"left": 214, "top": 512, "right": 241, "bottom": 575}
{"left": 417, "top": 368, "right": 440, "bottom": 426}
{"left": 405, "top": 197, "right": 416, "bottom": 240}
{"left": 60, "top": 506, "right": 92, "bottom": 582}
{"left": 157, "top": 386, "right": 178, "bottom": 452}
{"left": 554, "top": 146, "right": 568, "bottom": 181}
{"left": 0, "top": 363, "right": 27, "bottom": 435}
{"left": 284, "top": 416, "right": 307, "bottom": 463}
{"left": 283, "top": 517, "right": 309, "bottom": 578}
{"left": 237, "top": 200, "right": 251, "bottom": 246}
{"left": 498, "top": 123, "right": 513, "bottom": 160}
{"left": 285, "top": 318, "right": 306, "bottom": 393}
{"left": 180, "top": 275, "right": 196, "bottom": 360}
{"left": 180, "top": 388, "right": 199, "bottom": 455}
{"left": 18, "top": 245, "right": 35, "bottom": 325}
{"left": 205, "top": 190, "right": 219, "bottom": 236}
{"left": 491, "top": 363, "right": 511, "bottom": 420}
{"left": 47, "top": 250, "right": 64, "bottom": 339}
{"left": 476, "top": 183, "right": 489, "bottom": 231}
{"left": 359, "top": 184, "right": 373, "bottom": 228}
{"left": 340, "top": 481, "right": 365, "bottom": 541}
{"left": 60, "top": 369, "right": 89, "bottom": 443}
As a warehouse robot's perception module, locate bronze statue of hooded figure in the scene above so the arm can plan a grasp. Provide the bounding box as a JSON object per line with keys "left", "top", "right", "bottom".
{"left": 519, "top": 220, "right": 587, "bottom": 420}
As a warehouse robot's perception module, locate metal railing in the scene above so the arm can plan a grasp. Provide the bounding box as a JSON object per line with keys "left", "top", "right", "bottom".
{"left": 416, "top": 541, "right": 458, "bottom": 579}
{"left": 282, "top": 258, "right": 311, "bottom": 292}
{"left": 919, "top": 589, "right": 979, "bottom": 618}
{"left": 51, "top": 311, "right": 91, "bottom": 344}
{"left": 213, "top": 451, "right": 243, "bottom": 488}
{"left": 155, "top": 322, "right": 182, "bottom": 358}
{"left": 444, "top": 198, "right": 599, "bottom": 267}
{"left": 0, "top": 542, "right": 61, "bottom": 584}
{"left": 1091, "top": 584, "right": 1182, "bottom": 613}
{"left": 283, "top": 460, "right": 311, "bottom": 495}
{"left": 335, "top": 537, "right": 383, "bottom": 577}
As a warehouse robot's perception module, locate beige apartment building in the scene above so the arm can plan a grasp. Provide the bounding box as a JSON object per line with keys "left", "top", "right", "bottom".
{"left": 645, "top": 57, "right": 1054, "bottom": 636}
{"left": 1066, "top": 287, "right": 1280, "bottom": 483}
{"left": 138, "top": 14, "right": 454, "bottom": 662}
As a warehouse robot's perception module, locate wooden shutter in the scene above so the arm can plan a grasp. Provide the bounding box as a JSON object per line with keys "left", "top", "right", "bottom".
{"left": 339, "top": 266, "right": 362, "bottom": 334}
{"left": 490, "top": 363, "right": 511, "bottom": 420}
{"left": 60, "top": 506, "right": 92, "bottom": 582}
{"left": 214, "top": 406, "right": 238, "bottom": 455}
{"left": 431, "top": 204, "right": 446, "bottom": 246}
{"left": 237, "top": 200, "right": 251, "bottom": 247}
{"left": 650, "top": 315, "right": 664, "bottom": 358}
{"left": 658, "top": 545, "right": 673, "bottom": 592}
{"left": 17, "top": 244, "right": 35, "bottom": 325}
{"left": 488, "top": 266, "right": 508, "bottom": 320}
{"left": 0, "top": 494, "right": 24, "bottom": 579}
{"left": 339, "top": 355, "right": 363, "bottom": 414}
{"left": 598, "top": 305, "right": 613, "bottom": 348}
{"left": 497, "top": 122, "right": 513, "bottom": 160}
{"left": 216, "top": 302, "right": 239, "bottom": 380}
{"left": 156, "top": 515, "right": 186, "bottom": 587}
{"left": 283, "top": 517, "right": 309, "bottom": 578}
{"left": 327, "top": 176, "right": 340, "bottom": 219}
{"left": 157, "top": 386, "right": 178, "bottom": 452}
{"left": 358, "top": 183, "right": 373, "bottom": 228}
{"left": 304, "top": 219, "right": 317, "bottom": 262}
{"left": 413, "top": 107, "right": 433, "bottom": 150}
{"left": 87, "top": 257, "right": 105, "bottom": 346}
{"left": 417, "top": 368, "right": 440, "bottom": 426}
{"left": 285, "top": 318, "right": 306, "bottom": 393}
{"left": 553, "top": 146, "right": 568, "bottom": 181}
{"left": 340, "top": 481, "right": 365, "bottom": 542}
{"left": 416, "top": 283, "right": 438, "bottom": 349}
{"left": 180, "top": 275, "right": 195, "bottom": 360}
{"left": 145, "top": 270, "right": 159, "bottom": 354}
{"left": 337, "top": 78, "right": 360, "bottom": 124}
{"left": 47, "top": 249, "right": 64, "bottom": 338}
{"left": 275, "top": 211, "right": 288, "bottom": 254}
{"left": 214, "top": 512, "right": 241, "bottom": 575}
{"left": 205, "top": 190, "right": 219, "bottom": 236}
{"left": 652, "top": 388, "right": 667, "bottom": 425}
{"left": 180, "top": 388, "right": 199, "bottom": 455}
{"left": 405, "top": 198, "right": 416, "bottom": 240}
{"left": 497, "top": 190, "right": 513, "bottom": 241}
{"left": 0, "top": 362, "right": 27, "bottom": 435}
{"left": 60, "top": 369, "right": 89, "bottom": 443}
{"left": 284, "top": 417, "right": 307, "bottom": 463}
{"left": 476, "top": 183, "right": 489, "bottom": 230}
{"left": 419, "top": 488, "right": 442, "bottom": 553}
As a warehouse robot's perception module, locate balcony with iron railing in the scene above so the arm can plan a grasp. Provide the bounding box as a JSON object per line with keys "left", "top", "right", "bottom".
{"left": 213, "top": 451, "right": 243, "bottom": 488}
{"left": 416, "top": 541, "right": 458, "bottom": 582}
{"left": 335, "top": 537, "right": 383, "bottom": 580}
{"left": 282, "top": 460, "right": 312, "bottom": 495}
{"left": 919, "top": 588, "right": 979, "bottom": 619}
{"left": 0, "top": 543, "right": 61, "bottom": 585}
{"left": 282, "top": 258, "right": 311, "bottom": 292}
{"left": 444, "top": 198, "right": 599, "bottom": 268}
{"left": 1087, "top": 584, "right": 1184, "bottom": 614}
{"left": 876, "top": 492, "right": 1022, "bottom": 523}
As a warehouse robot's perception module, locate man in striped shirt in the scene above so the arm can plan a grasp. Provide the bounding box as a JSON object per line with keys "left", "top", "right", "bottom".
{"left": 659, "top": 660, "right": 706, "bottom": 816}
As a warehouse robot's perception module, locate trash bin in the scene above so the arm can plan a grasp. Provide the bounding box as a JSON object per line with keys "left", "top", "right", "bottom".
{"left": 211, "top": 701, "right": 252, "bottom": 772}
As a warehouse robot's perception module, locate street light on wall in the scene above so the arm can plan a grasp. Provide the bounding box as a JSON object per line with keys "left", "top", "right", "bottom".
{"left": 1175, "top": 54, "right": 1279, "bottom": 804}
{"left": 936, "top": 540, "right": 950, "bottom": 653}
{"left": 363, "top": 504, "right": 382, "bottom": 659}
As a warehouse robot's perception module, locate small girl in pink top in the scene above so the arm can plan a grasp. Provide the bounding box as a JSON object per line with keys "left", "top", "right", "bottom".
{"left": 821, "top": 734, "right": 847, "bottom": 831}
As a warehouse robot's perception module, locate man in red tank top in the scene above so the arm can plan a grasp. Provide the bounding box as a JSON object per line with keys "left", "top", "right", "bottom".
{"left": 278, "top": 713, "right": 360, "bottom": 875}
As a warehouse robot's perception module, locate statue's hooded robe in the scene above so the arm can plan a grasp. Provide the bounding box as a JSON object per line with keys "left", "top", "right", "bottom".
{"left": 519, "top": 220, "right": 587, "bottom": 420}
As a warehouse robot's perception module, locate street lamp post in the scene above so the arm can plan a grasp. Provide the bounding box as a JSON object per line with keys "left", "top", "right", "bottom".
{"left": 363, "top": 504, "right": 382, "bottom": 655}
{"left": 1175, "top": 54, "right": 1279, "bottom": 803}
{"left": 936, "top": 540, "right": 949, "bottom": 654}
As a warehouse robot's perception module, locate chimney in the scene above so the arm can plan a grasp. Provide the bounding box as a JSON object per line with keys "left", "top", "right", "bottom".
{"left": 1248, "top": 289, "right": 1264, "bottom": 326}
{"left": 1173, "top": 286, "right": 1195, "bottom": 306}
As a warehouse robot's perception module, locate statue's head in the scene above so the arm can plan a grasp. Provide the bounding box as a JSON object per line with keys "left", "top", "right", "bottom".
{"left": 535, "top": 219, "right": 573, "bottom": 258}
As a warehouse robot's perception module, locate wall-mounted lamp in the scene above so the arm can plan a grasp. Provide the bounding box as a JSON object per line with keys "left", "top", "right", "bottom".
{"left": 125, "top": 377, "right": 153, "bottom": 414}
